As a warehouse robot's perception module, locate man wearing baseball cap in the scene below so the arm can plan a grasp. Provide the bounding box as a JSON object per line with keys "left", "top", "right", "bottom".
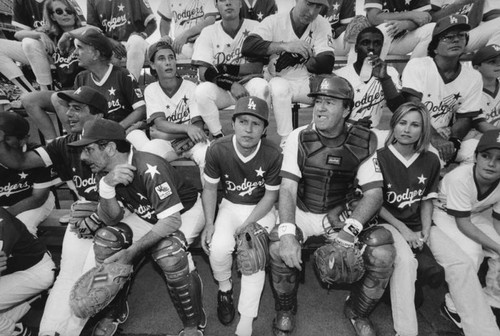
{"left": 268, "top": 75, "right": 394, "bottom": 336}
{"left": 69, "top": 118, "right": 207, "bottom": 336}
{"left": 201, "top": 96, "right": 281, "bottom": 336}
{"left": 430, "top": 129, "right": 500, "bottom": 336}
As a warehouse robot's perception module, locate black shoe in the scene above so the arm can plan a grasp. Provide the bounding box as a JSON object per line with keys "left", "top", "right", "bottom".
{"left": 491, "top": 306, "right": 500, "bottom": 328}
{"left": 217, "top": 289, "right": 235, "bottom": 325}
{"left": 440, "top": 303, "right": 462, "bottom": 329}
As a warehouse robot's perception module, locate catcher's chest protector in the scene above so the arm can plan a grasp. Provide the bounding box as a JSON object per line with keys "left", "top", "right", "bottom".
{"left": 297, "top": 125, "right": 375, "bottom": 214}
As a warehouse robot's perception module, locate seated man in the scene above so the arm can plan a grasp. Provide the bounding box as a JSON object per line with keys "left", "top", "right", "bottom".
{"left": 242, "top": 0, "right": 335, "bottom": 147}
{"left": 192, "top": 0, "right": 269, "bottom": 139}
{"left": 69, "top": 118, "right": 206, "bottom": 336}
{"left": 0, "top": 207, "right": 56, "bottom": 336}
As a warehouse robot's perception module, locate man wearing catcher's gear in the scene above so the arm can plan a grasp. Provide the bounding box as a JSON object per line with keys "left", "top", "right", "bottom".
{"left": 201, "top": 96, "right": 282, "bottom": 336}
{"left": 69, "top": 118, "right": 206, "bottom": 336}
{"left": 270, "top": 75, "right": 395, "bottom": 336}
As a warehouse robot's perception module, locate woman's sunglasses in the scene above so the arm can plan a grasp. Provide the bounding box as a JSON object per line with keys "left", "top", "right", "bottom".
{"left": 53, "top": 8, "right": 74, "bottom": 15}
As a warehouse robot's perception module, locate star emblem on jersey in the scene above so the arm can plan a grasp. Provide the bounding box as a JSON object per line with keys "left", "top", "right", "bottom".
{"left": 128, "top": 73, "right": 136, "bottom": 81}
{"left": 255, "top": 167, "right": 265, "bottom": 177}
{"left": 453, "top": 93, "right": 462, "bottom": 100}
{"left": 333, "top": 2, "right": 340, "bottom": 10}
{"left": 118, "top": 3, "right": 125, "bottom": 11}
{"left": 417, "top": 174, "right": 427, "bottom": 184}
{"left": 243, "top": 29, "right": 250, "bottom": 37}
{"left": 108, "top": 87, "right": 116, "bottom": 96}
{"left": 405, "top": 0, "right": 411, "bottom": 5}
{"left": 18, "top": 172, "right": 28, "bottom": 179}
{"left": 145, "top": 164, "right": 159, "bottom": 179}
{"left": 257, "top": 12, "right": 264, "bottom": 20}
{"left": 387, "top": 183, "right": 392, "bottom": 188}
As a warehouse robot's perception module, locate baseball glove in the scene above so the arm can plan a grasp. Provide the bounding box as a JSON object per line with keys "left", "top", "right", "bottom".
{"left": 69, "top": 262, "right": 133, "bottom": 319}
{"left": 314, "top": 239, "right": 365, "bottom": 284}
{"left": 171, "top": 137, "right": 195, "bottom": 155}
{"left": 275, "top": 52, "right": 306, "bottom": 72}
{"left": 344, "top": 15, "right": 371, "bottom": 44}
{"left": 69, "top": 201, "right": 104, "bottom": 239}
{"left": 236, "top": 222, "right": 270, "bottom": 276}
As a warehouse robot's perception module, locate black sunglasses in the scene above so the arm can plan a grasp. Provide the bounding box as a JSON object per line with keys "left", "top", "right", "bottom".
{"left": 53, "top": 7, "right": 74, "bottom": 15}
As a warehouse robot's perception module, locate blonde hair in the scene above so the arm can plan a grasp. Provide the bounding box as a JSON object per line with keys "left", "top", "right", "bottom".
{"left": 43, "top": 0, "right": 82, "bottom": 39}
{"left": 385, "top": 102, "right": 432, "bottom": 152}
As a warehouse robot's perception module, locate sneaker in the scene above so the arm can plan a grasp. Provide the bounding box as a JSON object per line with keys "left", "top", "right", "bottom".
{"left": 217, "top": 289, "right": 235, "bottom": 325}
{"left": 348, "top": 317, "right": 376, "bottom": 336}
{"left": 92, "top": 301, "right": 129, "bottom": 336}
{"left": 440, "top": 302, "right": 462, "bottom": 329}
{"left": 13, "top": 323, "right": 33, "bottom": 336}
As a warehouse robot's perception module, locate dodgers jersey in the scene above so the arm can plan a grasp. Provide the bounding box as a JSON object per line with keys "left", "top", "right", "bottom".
{"left": 87, "top": 0, "right": 155, "bottom": 42}
{"left": 365, "top": 0, "right": 431, "bottom": 13}
{"left": 402, "top": 57, "right": 483, "bottom": 129}
{"left": 323, "top": 0, "right": 355, "bottom": 37}
{"left": 378, "top": 145, "right": 440, "bottom": 230}
{"left": 335, "top": 64, "right": 401, "bottom": 127}
{"left": 434, "top": 164, "right": 500, "bottom": 220}
{"left": 157, "top": 0, "right": 218, "bottom": 39}
{"left": 466, "top": 79, "right": 500, "bottom": 141}
{"left": 249, "top": 11, "right": 334, "bottom": 80}
{"left": 204, "top": 136, "right": 282, "bottom": 205}
{"left": 145, "top": 79, "right": 198, "bottom": 125}
{"left": 240, "top": 0, "right": 278, "bottom": 22}
{"left": 74, "top": 65, "right": 145, "bottom": 122}
{"left": 109, "top": 151, "right": 198, "bottom": 224}
{"left": 192, "top": 19, "right": 259, "bottom": 67}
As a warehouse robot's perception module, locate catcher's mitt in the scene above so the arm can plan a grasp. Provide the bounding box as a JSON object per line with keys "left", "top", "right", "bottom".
{"left": 275, "top": 52, "right": 306, "bottom": 72}
{"left": 344, "top": 15, "right": 371, "bottom": 44}
{"left": 69, "top": 201, "right": 104, "bottom": 239}
{"left": 69, "top": 262, "right": 133, "bottom": 319}
{"left": 171, "top": 137, "right": 195, "bottom": 155}
{"left": 236, "top": 222, "right": 270, "bottom": 276}
{"left": 314, "top": 239, "right": 365, "bottom": 284}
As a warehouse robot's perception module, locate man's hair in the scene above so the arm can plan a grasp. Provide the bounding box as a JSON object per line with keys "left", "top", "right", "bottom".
{"left": 355, "top": 26, "right": 384, "bottom": 46}
{"left": 112, "top": 139, "right": 131, "bottom": 153}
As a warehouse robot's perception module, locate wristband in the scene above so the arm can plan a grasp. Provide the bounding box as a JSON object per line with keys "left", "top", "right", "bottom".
{"left": 334, "top": 237, "right": 355, "bottom": 248}
{"left": 139, "top": 32, "right": 148, "bottom": 39}
{"left": 99, "top": 179, "right": 116, "bottom": 199}
{"left": 342, "top": 218, "right": 363, "bottom": 237}
{"left": 278, "top": 222, "right": 296, "bottom": 238}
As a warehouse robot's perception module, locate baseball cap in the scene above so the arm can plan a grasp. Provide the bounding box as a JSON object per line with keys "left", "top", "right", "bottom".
{"left": 476, "top": 129, "right": 500, "bottom": 153}
{"left": 57, "top": 86, "right": 108, "bottom": 115}
{"left": 308, "top": 76, "right": 354, "bottom": 101}
{"left": 68, "top": 119, "right": 126, "bottom": 147}
{"left": 69, "top": 26, "right": 113, "bottom": 58}
{"left": 433, "top": 14, "right": 471, "bottom": 37}
{"left": 232, "top": 96, "right": 269, "bottom": 126}
{"left": 0, "top": 111, "right": 29, "bottom": 138}
{"left": 148, "top": 40, "right": 176, "bottom": 62}
{"left": 472, "top": 44, "right": 500, "bottom": 66}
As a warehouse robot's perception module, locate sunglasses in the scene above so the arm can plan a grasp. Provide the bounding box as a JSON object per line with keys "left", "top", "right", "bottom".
{"left": 53, "top": 7, "right": 74, "bottom": 15}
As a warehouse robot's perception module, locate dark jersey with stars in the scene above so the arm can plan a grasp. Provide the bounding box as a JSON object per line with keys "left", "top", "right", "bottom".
{"left": 204, "top": 136, "right": 282, "bottom": 205}
{"left": 35, "top": 133, "right": 99, "bottom": 201}
{"left": 322, "top": 0, "right": 355, "bottom": 38}
{"left": 74, "top": 65, "right": 145, "bottom": 122}
{"left": 109, "top": 151, "right": 198, "bottom": 224}
{"left": 364, "top": 0, "right": 431, "bottom": 12}
{"left": 240, "top": 0, "right": 277, "bottom": 22}
{"left": 87, "top": 0, "right": 156, "bottom": 42}
{"left": 377, "top": 145, "right": 440, "bottom": 231}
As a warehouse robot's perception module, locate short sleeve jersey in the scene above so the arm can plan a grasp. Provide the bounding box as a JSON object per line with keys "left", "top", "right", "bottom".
{"left": 377, "top": 145, "right": 440, "bottom": 229}
{"left": 144, "top": 79, "right": 198, "bottom": 125}
{"left": 466, "top": 80, "right": 500, "bottom": 140}
{"left": 204, "top": 136, "right": 282, "bottom": 205}
{"left": 111, "top": 151, "right": 198, "bottom": 224}
{"left": 434, "top": 164, "right": 500, "bottom": 220}
{"left": 240, "top": 0, "right": 278, "bottom": 22}
{"left": 323, "top": 0, "right": 355, "bottom": 36}
{"left": 74, "top": 65, "right": 145, "bottom": 122}
{"left": 401, "top": 57, "right": 483, "bottom": 129}
{"left": 87, "top": 0, "right": 156, "bottom": 41}
{"left": 335, "top": 64, "right": 401, "bottom": 127}
{"left": 365, "top": 0, "right": 431, "bottom": 12}
{"left": 0, "top": 208, "right": 46, "bottom": 274}
{"left": 157, "top": 0, "right": 218, "bottom": 39}
{"left": 281, "top": 124, "right": 383, "bottom": 193}
{"left": 192, "top": 19, "right": 260, "bottom": 67}
{"left": 249, "top": 11, "right": 334, "bottom": 80}
{"left": 35, "top": 133, "right": 99, "bottom": 201}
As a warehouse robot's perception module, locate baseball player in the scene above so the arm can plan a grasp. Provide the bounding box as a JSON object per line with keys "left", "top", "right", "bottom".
{"left": 157, "top": 0, "right": 218, "bottom": 59}
{"left": 0, "top": 207, "right": 56, "bottom": 336}
{"left": 86, "top": 0, "right": 157, "bottom": 80}
{"left": 68, "top": 118, "right": 206, "bottom": 336}
{"left": 240, "top": 0, "right": 277, "bottom": 22}
{"left": 0, "top": 112, "right": 59, "bottom": 236}
{"left": 429, "top": 129, "right": 500, "bottom": 336}
{"left": 201, "top": 96, "right": 281, "bottom": 336}
{"left": 270, "top": 75, "right": 394, "bottom": 336}
{"left": 241, "top": 0, "right": 335, "bottom": 148}
{"left": 191, "top": 0, "right": 269, "bottom": 139}
{"left": 335, "top": 26, "right": 401, "bottom": 129}
{"left": 364, "top": 0, "right": 435, "bottom": 60}
{"left": 322, "top": 0, "right": 356, "bottom": 57}
{"left": 126, "top": 41, "right": 209, "bottom": 173}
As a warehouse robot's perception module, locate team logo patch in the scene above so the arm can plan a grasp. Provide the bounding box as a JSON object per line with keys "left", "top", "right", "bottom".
{"left": 373, "top": 158, "right": 380, "bottom": 172}
{"left": 155, "top": 182, "right": 172, "bottom": 200}
{"left": 326, "top": 155, "right": 341, "bottom": 165}
{"left": 134, "top": 88, "right": 143, "bottom": 98}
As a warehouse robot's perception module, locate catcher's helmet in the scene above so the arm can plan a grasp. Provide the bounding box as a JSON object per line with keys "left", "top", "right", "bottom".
{"left": 308, "top": 76, "right": 354, "bottom": 102}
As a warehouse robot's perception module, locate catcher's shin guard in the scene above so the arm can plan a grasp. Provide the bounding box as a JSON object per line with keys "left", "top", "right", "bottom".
{"left": 151, "top": 231, "right": 204, "bottom": 329}
{"left": 94, "top": 223, "right": 133, "bottom": 264}
{"left": 346, "top": 226, "right": 395, "bottom": 318}
{"left": 270, "top": 260, "right": 299, "bottom": 335}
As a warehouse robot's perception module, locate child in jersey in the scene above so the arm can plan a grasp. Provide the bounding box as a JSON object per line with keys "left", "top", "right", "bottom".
{"left": 376, "top": 102, "right": 442, "bottom": 336}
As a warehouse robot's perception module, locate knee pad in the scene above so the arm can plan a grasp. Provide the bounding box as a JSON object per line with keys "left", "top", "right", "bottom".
{"left": 93, "top": 223, "right": 133, "bottom": 264}
{"left": 245, "top": 77, "right": 270, "bottom": 101}
{"left": 270, "top": 261, "right": 299, "bottom": 313}
{"left": 150, "top": 231, "right": 189, "bottom": 282}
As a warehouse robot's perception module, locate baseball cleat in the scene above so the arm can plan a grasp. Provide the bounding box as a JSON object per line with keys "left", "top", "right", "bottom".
{"left": 272, "top": 310, "right": 296, "bottom": 336}
{"left": 348, "top": 316, "right": 376, "bottom": 336}
{"left": 217, "top": 289, "right": 235, "bottom": 325}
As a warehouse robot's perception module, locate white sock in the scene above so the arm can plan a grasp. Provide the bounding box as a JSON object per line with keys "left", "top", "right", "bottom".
{"left": 445, "top": 292, "right": 457, "bottom": 312}
{"left": 235, "top": 314, "right": 253, "bottom": 336}
{"left": 219, "top": 279, "right": 232, "bottom": 292}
